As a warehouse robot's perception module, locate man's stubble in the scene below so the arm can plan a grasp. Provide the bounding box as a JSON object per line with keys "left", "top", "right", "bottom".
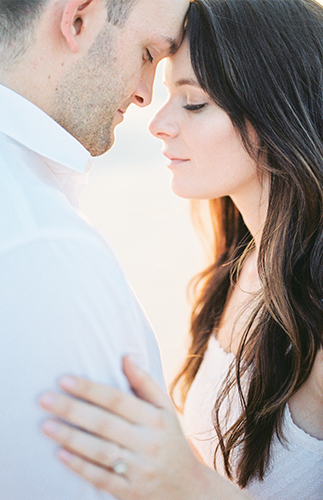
{"left": 51, "top": 23, "right": 125, "bottom": 156}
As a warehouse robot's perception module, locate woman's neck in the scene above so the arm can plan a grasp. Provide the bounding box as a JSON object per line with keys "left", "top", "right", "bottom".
{"left": 231, "top": 174, "right": 269, "bottom": 252}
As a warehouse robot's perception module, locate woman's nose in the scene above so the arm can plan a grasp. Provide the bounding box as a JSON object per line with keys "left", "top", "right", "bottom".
{"left": 149, "top": 105, "right": 178, "bottom": 139}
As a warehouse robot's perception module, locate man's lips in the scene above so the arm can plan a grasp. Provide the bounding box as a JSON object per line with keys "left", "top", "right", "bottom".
{"left": 116, "top": 107, "right": 128, "bottom": 123}
{"left": 118, "top": 98, "right": 132, "bottom": 115}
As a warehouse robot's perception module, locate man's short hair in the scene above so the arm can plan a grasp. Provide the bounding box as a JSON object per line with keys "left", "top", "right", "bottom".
{"left": 107, "top": 0, "right": 139, "bottom": 25}
{"left": 0, "top": 0, "right": 138, "bottom": 66}
{"left": 0, "top": 0, "right": 47, "bottom": 65}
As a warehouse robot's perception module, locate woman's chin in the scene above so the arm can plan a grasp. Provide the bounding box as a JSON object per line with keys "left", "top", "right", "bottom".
{"left": 170, "top": 179, "right": 214, "bottom": 201}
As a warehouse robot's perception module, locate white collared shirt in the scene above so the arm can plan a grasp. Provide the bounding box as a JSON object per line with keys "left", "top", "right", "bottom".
{"left": 0, "top": 84, "right": 164, "bottom": 499}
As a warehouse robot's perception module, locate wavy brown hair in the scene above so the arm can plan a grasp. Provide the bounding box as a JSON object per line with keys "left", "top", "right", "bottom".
{"left": 171, "top": 0, "right": 323, "bottom": 488}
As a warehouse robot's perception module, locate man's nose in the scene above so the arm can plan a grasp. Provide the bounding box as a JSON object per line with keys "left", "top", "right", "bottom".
{"left": 132, "top": 64, "right": 156, "bottom": 107}
{"left": 131, "top": 80, "right": 153, "bottom": 107}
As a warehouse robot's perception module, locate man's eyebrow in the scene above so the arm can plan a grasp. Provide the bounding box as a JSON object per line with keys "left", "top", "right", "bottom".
{"left": 161, "top": 36, "right": 180, "bottom": 55}
{"left": 175, "top": 78, "right": 200, "bottom": 87}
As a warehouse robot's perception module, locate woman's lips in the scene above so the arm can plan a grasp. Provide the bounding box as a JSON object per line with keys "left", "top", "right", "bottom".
{"left": 163, "top": 153, "right": 190, "bottom": 168}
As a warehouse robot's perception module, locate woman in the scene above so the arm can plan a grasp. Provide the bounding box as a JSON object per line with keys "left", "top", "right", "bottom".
{"left": 39, "top": 0, "right": 323, "bottom": 498}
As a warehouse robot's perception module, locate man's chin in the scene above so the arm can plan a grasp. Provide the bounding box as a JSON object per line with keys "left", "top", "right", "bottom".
{"left": 86, "top": 129, "right": 116, "bottom": 157}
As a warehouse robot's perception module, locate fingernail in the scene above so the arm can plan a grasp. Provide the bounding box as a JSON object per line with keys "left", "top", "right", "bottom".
{"left": 39, "top": 392, "right": 58, "bottom": 409}
{"left": 124, "top": 355, "right": 139, "bottom": 368}
{"left": 42, "top": 420, "right": 60, "bottom": 436}
{"left": 59, "top": 375, "right": 77, "bottom": 391}
{"left": 58, "top": 449, "right": 74, "bottom": 464}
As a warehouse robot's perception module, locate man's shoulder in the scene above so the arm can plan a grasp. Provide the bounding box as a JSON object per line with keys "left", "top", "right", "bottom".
{"left": 0, "top": 133, "right": 108, "bottom": 257}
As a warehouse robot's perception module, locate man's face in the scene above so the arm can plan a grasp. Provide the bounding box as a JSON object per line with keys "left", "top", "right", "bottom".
{"left": 52, "top": 0, "right": 189, "bottom": 156}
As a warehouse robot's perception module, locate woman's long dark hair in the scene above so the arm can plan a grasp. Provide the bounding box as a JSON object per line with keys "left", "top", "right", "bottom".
{"left": 171, "top": 0, "right": 323, "bottom": 488}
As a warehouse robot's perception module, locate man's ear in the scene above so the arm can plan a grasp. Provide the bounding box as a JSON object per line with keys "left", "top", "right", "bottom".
{"left": 60, "top": 0, "right": 99, "bottom": 53}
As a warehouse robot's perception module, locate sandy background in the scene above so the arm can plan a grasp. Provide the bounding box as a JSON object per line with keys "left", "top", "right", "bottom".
{"left": 80, "top": 63, "right": 207, "bottom": 385}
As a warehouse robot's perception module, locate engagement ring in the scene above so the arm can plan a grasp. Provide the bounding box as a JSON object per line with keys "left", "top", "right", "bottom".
{"left": 112, "top": 459, "right": 128, "bottom": 475}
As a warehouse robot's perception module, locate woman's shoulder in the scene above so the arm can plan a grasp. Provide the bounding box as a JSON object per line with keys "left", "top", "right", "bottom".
{"left": 288, "top": 348, "right": 323, "bottom": 441}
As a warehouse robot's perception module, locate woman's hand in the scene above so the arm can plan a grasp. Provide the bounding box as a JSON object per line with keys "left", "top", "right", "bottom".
{"left": 39, "top": 357, "right": 250, "bottom": 500}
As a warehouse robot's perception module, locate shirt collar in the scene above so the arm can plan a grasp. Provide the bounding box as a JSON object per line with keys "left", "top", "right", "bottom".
{"left": 0, "top": 84, "right": 93, "bottom": 175}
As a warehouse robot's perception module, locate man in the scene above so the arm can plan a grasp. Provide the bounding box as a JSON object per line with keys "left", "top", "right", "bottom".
{"left": 0, "top": 0, "right": 188, "bottom": 498}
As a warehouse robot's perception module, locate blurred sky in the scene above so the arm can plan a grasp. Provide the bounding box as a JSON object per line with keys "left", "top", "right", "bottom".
{"left": 80, "top": 62, "right": 207, "bottom": 384}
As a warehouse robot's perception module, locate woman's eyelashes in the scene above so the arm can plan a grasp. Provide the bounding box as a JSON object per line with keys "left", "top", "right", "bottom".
{"left": 183, "top": 103, "right": 207, "bottom": 111}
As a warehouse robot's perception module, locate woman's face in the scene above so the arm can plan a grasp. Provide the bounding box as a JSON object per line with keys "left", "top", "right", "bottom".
{"left": 149, "top": 39, "right": 260, "bottom": 201}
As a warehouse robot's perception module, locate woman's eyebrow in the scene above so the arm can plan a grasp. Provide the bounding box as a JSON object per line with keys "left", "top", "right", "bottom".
{"left": 175, "top": 78, "right": 200, "bottom": 87}
{"left": 162, "top": 78, "right": 201, "bottom": 90}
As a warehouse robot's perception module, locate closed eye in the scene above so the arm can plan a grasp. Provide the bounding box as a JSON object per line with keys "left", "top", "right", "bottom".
{"left": 145, "top": 49, "right": 154, "bottom": 63}
{"left": 184, "top": 103, "right": 207, "bottom": 111}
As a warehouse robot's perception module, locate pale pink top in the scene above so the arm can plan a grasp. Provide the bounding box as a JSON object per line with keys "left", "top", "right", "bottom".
{"left": 183, "top": 335, "right": 323, "bottom": 499}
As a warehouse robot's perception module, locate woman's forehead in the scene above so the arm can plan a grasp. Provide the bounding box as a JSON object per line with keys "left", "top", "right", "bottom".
{"left": 163, "top": 39, "right": 197, "bottom": 87}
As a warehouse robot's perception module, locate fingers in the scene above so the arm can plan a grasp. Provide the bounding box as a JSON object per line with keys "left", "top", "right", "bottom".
{"left": 57, "top": 375, "right": 160, "bottom": 425}
{"left": 56, "top": 449, "right": 128, "bottom": 498}
{"left": 123, "top": 356, "right": 174, "bottom": 411}
{"left": 39, "top": 392, "right": 140, "bottom": 450}
{"left": 41, "top": 418, "right": 132, "bottom": 471}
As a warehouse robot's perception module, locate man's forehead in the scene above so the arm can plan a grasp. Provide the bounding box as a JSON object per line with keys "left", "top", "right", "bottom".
{"left": 134, "top": 0, "right": 189, "bottom": 50}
